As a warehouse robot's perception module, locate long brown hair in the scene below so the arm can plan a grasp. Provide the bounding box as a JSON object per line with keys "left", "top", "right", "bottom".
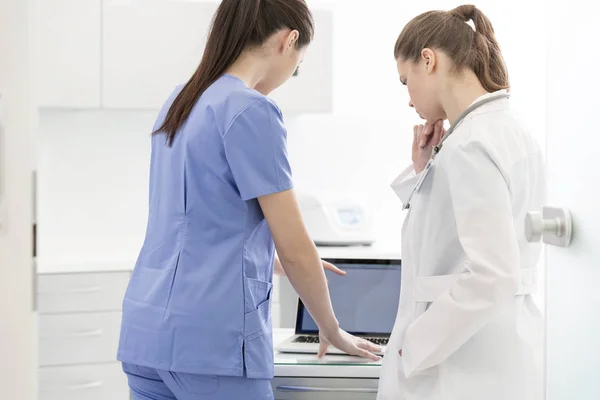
{"left": 154, "top": 0, "right": 314, "bottom": 146}
{"left": 394, "top": 4, "right": 509, "bottom": 93}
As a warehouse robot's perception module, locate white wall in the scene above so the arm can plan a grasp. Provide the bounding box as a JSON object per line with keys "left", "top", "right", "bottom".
{"left": 37, "top": 110, "right": 154, "bottom": 267}
{"left": 545, "top": 1, "right": 600, "bottom": 395}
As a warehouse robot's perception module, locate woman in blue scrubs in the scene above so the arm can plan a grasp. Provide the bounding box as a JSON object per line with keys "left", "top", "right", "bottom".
{"left": 116, "top": 0, "right": 381, "bottom": 399}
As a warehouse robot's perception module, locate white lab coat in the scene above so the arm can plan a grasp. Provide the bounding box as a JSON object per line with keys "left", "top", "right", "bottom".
{"left": 377, "top": 91, "right": 545, "bottom": 400}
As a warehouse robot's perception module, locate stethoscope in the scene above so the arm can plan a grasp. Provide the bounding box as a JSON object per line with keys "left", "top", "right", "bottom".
{"left": 402, "top": 92, "right": 510, "bottom": 211}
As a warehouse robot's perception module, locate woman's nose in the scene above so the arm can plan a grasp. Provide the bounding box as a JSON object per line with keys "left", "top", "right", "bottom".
{"left": 408, "top": 100, "right": 414, "bottom": 108}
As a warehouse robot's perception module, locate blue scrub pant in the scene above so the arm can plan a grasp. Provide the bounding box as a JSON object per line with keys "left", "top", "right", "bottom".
{"left": 122, "top": 363, "right": 274, "bottom": 400}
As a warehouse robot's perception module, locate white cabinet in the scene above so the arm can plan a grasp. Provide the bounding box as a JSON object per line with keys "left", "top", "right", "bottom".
{"left": 39, "top": 312, "right": 122, "bottom": 366}
{"left": 37, "top": 271, "right": 131, "bottom": 400}
{"left": 37, "top": 0, "right": 101, "bottom": 108}
{"left": 267, "top": 8, "right": 334, "bottom": 115}
{"left": 37, "top": 0, "right": 334, "bottom": 113}
{"left": 37, "top": 272, "right": 130, "bottom": 313}
{"left": 101, "top": 0, "right": 218, "bottom": 109}
{"left": 100, "top": 0, "right": 333, "bottom": 113}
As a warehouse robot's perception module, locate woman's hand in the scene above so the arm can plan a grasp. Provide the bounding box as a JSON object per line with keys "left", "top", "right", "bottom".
{"left": 412, "top": 120, "right": 445, "bottom": 174}
{"left": 321, "top": 260, "right": 346, "bottom": 276}
{"left": 275, "top": 257, "right": 346, "bottom": 277}
{"left": 318, "top": 327, "right": 382, "bottom": 361}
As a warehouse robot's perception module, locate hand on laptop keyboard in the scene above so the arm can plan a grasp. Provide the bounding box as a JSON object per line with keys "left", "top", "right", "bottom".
{"left": 318, "top": 328, "right": 382, "bottom": 361}
{"left": 294, "top": 335, "right": 388, "bottom": 346}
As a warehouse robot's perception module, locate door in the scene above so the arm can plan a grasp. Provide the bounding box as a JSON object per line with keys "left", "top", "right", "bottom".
{"left": 0, "top": 0, "right": 37, "bottom": 398}
{"left": 545, "top": 1, "right": 600, "bottom": 398}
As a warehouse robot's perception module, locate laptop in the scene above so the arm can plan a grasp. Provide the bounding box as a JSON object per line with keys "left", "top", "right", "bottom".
{"left": 275, "top": 258, "right": 401, "bottom": 356}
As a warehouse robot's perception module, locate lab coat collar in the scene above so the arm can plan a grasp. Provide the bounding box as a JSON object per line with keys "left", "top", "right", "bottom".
{"left": 469, "top": 89, "right": 509, "bottom": 107}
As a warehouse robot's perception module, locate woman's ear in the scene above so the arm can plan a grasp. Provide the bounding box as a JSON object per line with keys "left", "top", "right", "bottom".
{"left": 421, "top": 48, "right": 436, "bottom": 74}
{"left": 283, "top": 30, "right": 299, "bottom": 53}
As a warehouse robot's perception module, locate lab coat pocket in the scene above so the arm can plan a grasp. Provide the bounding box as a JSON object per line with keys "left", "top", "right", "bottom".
{"left": 413, "top": 274, "right": 459, "bottom": 315}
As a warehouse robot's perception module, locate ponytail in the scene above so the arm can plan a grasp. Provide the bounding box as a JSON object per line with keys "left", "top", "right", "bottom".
{"left": 450, "top": 5, "right": 509, "bottom": 92}
{"left": 154, "top": 0, "right": 314, "bottom": 146}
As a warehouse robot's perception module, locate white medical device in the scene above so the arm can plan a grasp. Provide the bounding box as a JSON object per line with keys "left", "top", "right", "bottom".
{"left": 296, "top": 191, "right": 376, "bottom": 246}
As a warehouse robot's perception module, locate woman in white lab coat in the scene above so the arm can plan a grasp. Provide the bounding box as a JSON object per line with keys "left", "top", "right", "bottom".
{"left": 377, "top": 5, "right": 545, "bottom": 400}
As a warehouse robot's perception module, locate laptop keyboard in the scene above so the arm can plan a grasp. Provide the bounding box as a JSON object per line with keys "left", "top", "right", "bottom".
{"left": 293, "top": 335, "right": 388, "bottom": 346}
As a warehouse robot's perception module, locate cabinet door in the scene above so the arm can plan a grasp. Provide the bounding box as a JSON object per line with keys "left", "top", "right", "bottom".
{"left": 37, "top": 0, "right": 101, "bottom": 108}
{"left": 102, "top": 0, "right": 218, "bottom": 109}
{"left": 39, "top": 312, "right": 122, "bottom": 366}
{"left": 39, "top": 363, "right": 129, "bottom": 400}
{"left": 268, "top": 8, "right": 334, "bottom": 115}
{"left": 37, "top": 272, "right": 130, "bottom": 314}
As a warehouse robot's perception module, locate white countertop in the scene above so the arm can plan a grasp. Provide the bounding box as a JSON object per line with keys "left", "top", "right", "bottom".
{"left": 36, "top": 242, "right": 401, "bottom": 275}
{"left": 317, "top": 244, "right": 401, "bottom": 261}
{"left": 273, "top": 329, "right": 382, "bottom": 378}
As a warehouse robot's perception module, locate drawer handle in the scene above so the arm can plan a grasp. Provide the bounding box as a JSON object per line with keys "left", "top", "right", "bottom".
{"left": 41, "top": 381, "right": 104, "bottom": 391}
{"left": 39, "top": 286, "right": 103, "bottom": 295}
{"left": 277, "top": 385, "right": 377, "bottom": 393}
{"left": 41, "top": 329, "right": 104, "bottom": 340}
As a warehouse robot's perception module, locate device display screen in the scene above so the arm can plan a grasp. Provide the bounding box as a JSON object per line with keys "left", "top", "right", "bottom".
{"left": 298, "top": 260, "right": 401, "bottom": 335}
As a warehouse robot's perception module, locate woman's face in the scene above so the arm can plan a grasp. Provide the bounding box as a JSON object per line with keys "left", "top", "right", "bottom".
{"left": 396, "top": 49, "right": 446, "bottom": 123}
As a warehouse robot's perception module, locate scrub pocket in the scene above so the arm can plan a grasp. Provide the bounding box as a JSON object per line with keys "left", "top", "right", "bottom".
{"left": 243, "top": 277, "right": 272, "bottom": 339}
{"left": 126, "top": 252, "right": 181, "bottom": 309}
{"left": 243, "top": 277, "right": 274, "bottom": 379}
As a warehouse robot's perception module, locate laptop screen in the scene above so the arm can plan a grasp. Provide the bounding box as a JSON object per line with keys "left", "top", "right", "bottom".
{"left": 296, "top": 258, "right": 401, "bottom": 336}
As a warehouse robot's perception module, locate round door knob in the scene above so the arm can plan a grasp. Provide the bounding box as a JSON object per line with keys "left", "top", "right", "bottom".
{"left": 524, "top": 211, "right": 544, "bottom": 243}
{"left": 524, "top": 207, "right": 573, "bottom": 247}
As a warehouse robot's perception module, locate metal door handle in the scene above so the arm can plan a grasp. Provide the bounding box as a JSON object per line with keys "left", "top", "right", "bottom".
{"left": 525, "top": 206, "right": 572, "bottom": 247}
{"left": 277, "top": 385, "right": 377, "bottom": 393}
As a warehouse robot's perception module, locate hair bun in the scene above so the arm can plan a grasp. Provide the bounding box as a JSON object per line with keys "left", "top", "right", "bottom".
{"left": 451, "top": 4, "right": 477, "bottom": 22}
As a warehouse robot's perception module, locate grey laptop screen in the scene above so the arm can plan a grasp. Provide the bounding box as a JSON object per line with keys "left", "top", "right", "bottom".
{"left": 296, "top": 259, "right": 401, "bottom": 336}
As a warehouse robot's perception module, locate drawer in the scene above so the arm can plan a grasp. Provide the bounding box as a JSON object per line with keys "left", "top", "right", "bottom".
{"left": 38, "top": 272, "right": 130, "bottom": 313}
{"left": 272, "top": 377, "right": 378, "bottom": 400}
{"left": 39, "top": 362, "right": 130, "bottom": 400}
{"left": 39, "top": 312, "right": 121, "bottom": 366}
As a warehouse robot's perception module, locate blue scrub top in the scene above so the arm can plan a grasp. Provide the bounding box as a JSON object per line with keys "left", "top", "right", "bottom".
{"left": 117, "top": 74, "right": 293, "bottom": 379}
